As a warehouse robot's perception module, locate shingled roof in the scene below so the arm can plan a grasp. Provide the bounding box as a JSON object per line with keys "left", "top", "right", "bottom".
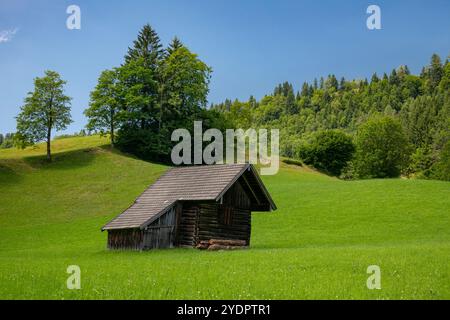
{"left": 102, "top": 163, "right": 276, "bottom": 231}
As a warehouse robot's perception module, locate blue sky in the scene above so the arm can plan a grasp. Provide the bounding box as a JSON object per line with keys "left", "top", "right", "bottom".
{"left": 0, "top": 0, "right": 449, "bottom": 134}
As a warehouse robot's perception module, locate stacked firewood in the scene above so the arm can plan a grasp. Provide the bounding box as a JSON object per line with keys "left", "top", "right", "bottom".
{"left": 196, "top": 239, "right": 248, "bottom": 250}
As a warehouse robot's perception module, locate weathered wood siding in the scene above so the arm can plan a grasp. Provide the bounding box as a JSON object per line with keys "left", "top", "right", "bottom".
{"left": 107, "top": 228, "right": 144, "bottom": 250}
{"left": 174, "top": 181, "right": 252, "bottom": 248}
{"left": 107, "top": 207, "right": 177, "bottom": 250}
{"left": 223, "top": 179, "right": 252, "bottom": 209}
{"left": 142, "top": 206, "right": 177, "bottom": 249}
{"left": 176, "top": 203, "right": 199, "bottom": 247}
{"left": 108, "top": 181, "right": 253, "bottom": 250}
{"left": 197, "top": 181, "right": 252, "bottom": 246}
{"left": 197, "top": 204, "right": 251, "bottom": 245}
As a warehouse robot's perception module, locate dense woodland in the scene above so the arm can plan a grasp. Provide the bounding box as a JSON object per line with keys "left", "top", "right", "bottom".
{"left": 213, "top": 54, "right": 450, "bottom": 180}
{"left": 8, "top": 24, "right": 450, "bottom": 180}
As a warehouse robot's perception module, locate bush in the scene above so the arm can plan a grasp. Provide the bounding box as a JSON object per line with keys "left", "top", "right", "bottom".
{"left": 298, "top": 130, "right": 355, "bottom": 176}
{"left": 355, "top": 116, "right": 411, "bottom": 178}
{"left": 406, "top": 147, "right": 436, "bottom": 178}
{"left": 339, "top": 161, "right": 357, "bottom": 180}
{"left": 282, "top": 158, "right": 303, "bottom": 167}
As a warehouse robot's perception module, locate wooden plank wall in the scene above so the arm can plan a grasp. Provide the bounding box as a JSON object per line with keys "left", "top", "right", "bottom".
{"left": 175, "top": 181, "right": 253, "bottom": 248}
{"left": 223, "top": 179, "right": 251, "bottom": 209}
{"left": 107, "top": 228, "right": 144, "bottom": 250}
{"left": 142, "top": 207, "right": 177, "bottom": 249}
{"left": 107, "top": 180, "right": 253, "bottom": 250}
{"left": 198, "top": 203, "right": 251, "bottom": 245}
{"left": 176, "top": 204, "right": 199, "bottom": 247}
{"left": 197, "top": 181, "right": 252, "bottom": 246}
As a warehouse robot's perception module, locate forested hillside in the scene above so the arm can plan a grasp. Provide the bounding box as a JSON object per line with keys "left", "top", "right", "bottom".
{"left": 213, "top": 54, "right": 450, "bottom": 180}
{"left": 8, "top": 22, "right": 449, "bottom": 180}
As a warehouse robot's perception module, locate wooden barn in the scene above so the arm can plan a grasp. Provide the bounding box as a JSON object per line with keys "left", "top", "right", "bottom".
{"left": 102, "top": 163, "right": 276, "bottom": 250}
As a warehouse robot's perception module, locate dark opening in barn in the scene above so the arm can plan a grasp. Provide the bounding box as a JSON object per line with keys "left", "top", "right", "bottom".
{"left": 102, "top": 163, "right": 276, "bottom": 250}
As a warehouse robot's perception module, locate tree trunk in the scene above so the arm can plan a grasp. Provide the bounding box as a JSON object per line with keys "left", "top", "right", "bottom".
{"left": 46, "top": 126, "right": 52, "bottom": 162}
{"left": 110, "top": 123, "right": 114, "bottom": 147}
{"left": 110, "top": 109, "right": 115, "bottom": 147}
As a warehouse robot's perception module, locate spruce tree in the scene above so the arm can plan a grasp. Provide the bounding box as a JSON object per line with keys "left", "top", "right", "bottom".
{"left": 371, "top": 73, "right": 379, "bottom": 83}
{"left": 339, "top": 77, "right": 346, "bottom": 90}
{"left": 125, "top": 24, "right": 164, "bottom": 69}
{"left": 313, "top": 78, "right": 318, "bottom": 90}
{"left": 167, "top": 37, "right": 184, "bottom": 55}
{"left": 301, "top": 82, "right": 310, "bottom": 97}
{"left": 429, "top": 53, "right": 443, "bottom": 89}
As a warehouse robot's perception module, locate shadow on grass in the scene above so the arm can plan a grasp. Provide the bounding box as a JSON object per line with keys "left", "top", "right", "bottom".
{"left": 99, "top": 144, "right": 171, "bottom": 167}
{"left": 22, "top": 147, "right": 101, "bottom": 171}
{"left": 0, "top": 163, "right": 22, "bottom": 185}
{"left": 0, "top": 144, "right": 169, "bottom": 187}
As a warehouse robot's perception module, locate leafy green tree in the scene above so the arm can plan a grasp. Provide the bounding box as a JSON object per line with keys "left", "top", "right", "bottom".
{"left": 118, "top": 57, "right": 158, "bottom": 128}
{"left": 84, "top": 69, "right": 123, "bottom": 146}
{"left": 439, "top": 59, "right": 450, "bottom": 92}
{"left": 115, "top": 25, "right": 212, "bottom": 161}
{"left": 215, "top": 53, "right": 449, "bottom": 181}
{"left": 160, "top": 45, "right": 211, "bottom": 135}
{"left": 430, "top": 140, "right": 450, "bottom": 181}
{"left": 355, "top": 116, "right": 411, "bottom": 178}
{"left": 0, "top": 133, "right": 3, "bottom": 145}
{"left": 16, "top": 70, "right": 72, "bottom": 161}
{"left": 400, "top": 96, "right": 438, "bottom": 148}
{"left": 114, "top": 57, "right": 161, "bottom": 161}
{"left": 299, "top": 130, "right": 355, "bottom": 176}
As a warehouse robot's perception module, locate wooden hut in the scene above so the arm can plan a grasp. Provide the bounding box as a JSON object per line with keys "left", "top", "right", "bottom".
{"left": 102, "top": 163, "right": 276, "bottom": 250}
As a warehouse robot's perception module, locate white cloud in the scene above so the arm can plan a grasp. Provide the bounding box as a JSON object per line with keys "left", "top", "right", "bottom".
{"left": 0, "top": 28, "right": 18, "bottom": 43}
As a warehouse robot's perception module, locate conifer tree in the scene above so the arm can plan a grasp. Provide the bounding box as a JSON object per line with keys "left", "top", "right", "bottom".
{"left": 429, "top": 53, "right": 443, "bottom": 89}
{"left": 167, "top": 37, "right": 184, "bottom": 55}
{"left": 125, "top": 24, "right": 164, "bottom": 70}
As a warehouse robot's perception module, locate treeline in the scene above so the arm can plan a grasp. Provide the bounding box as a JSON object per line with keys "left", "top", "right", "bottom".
{"left": 213, "top": 54, "right": 450, "bottom": 180}
{"left": 10, "top": 23, "right": 449, "bottom": 180}
{"left": 0, "top": 133, "right": 15, "bottom": 149}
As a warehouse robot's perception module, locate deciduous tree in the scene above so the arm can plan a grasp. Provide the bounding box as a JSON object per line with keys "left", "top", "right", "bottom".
{"left": 16, "top": 71, "right": 72, "bottom": 161}
{"left": 85, "top": 69, "right": 123, "bottom": 146}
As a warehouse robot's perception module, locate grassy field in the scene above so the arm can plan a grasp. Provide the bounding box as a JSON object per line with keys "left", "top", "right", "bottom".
{"left": 0, "top": 135, "right": 449, "bottom": 299}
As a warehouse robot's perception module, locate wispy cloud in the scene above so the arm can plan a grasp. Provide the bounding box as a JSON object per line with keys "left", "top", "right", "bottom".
{"left": 0, "top": 28, "right": 18, "bottom": 43}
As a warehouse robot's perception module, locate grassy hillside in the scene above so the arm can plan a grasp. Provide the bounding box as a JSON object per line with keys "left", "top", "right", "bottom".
{"left": 0, "top": 136, "right": 449, "bottom": 299}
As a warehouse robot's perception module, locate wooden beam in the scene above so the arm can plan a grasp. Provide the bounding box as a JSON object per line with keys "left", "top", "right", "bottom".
{"left": 241, "top": 173, "right": 261, "bottom": 205}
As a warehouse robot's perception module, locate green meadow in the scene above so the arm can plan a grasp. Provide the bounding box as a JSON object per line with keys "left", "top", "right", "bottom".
{"left": 0, "top": 135, "right": 449, "bottom": 299}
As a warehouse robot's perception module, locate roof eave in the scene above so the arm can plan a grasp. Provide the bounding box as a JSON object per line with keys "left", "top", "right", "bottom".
{"left": 214, "top": 163, "right": 251, "bottom": 201}
{"left": 248, "top": 164, "right": 277, "bottom": 211}
{"left": 214, "top": 163, "right": 277, "bottom": 211}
